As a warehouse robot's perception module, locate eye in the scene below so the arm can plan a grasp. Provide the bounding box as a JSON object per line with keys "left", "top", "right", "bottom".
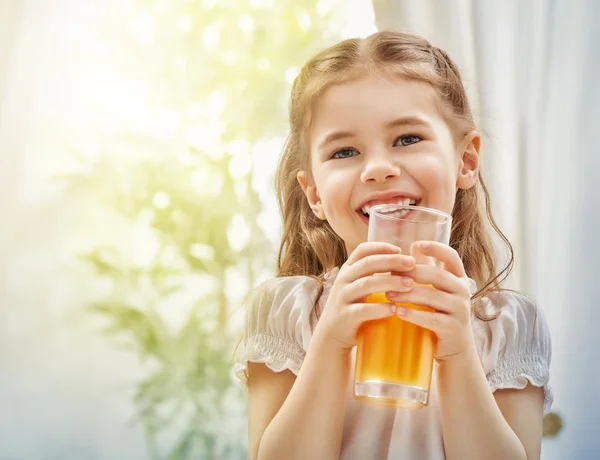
{"left": 395, "top": 135, "right": 423, "bottom": 147}
{"left": 331, "top": 147, "right": 360, "bottom": 159}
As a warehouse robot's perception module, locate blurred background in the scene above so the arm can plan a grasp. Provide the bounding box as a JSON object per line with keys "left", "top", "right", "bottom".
{"left": 0, "top": 0, "right": 598, "bottom": 459}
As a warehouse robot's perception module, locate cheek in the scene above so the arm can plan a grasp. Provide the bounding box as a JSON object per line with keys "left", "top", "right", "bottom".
{"left": 316, "top": 167, "right": 349, "bottom": 196}
{"left": 411, "top": 156, "right": 457, "bottom": 198}
{"left": 415, "top": 156, "right": 451, "bottom": 182}
{"left": 315, "top": 170, "right": 353, "bottom": 217}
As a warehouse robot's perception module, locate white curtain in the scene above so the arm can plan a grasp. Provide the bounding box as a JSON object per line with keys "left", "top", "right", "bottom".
{"left": 373, "top": 0, "right": 600, "bottom": 458}
{"left": 0, "top": 0, "right": 25, "bottom": 282}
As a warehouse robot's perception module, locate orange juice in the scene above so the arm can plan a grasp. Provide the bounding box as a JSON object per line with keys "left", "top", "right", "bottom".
{"left": 353, "top": 292, "right": 437, "bottom": 408}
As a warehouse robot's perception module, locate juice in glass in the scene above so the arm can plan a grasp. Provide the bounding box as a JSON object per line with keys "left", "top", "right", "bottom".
{"left": 354, "top": 292, "right": 437, "bottom": 408}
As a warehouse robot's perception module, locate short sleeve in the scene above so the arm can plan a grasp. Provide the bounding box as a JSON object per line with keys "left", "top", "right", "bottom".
{"left": 474, "top": 291, "right": 554, "bottom": 415}
{"left": 233, "top": 275, "right": 321, "bottom": 390}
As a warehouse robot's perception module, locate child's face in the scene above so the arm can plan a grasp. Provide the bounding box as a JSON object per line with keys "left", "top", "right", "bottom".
{"left": 298, "top": 73, "right": 479, "bottom": 255}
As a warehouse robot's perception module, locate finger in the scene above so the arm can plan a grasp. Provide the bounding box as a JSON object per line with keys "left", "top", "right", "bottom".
{"left": 395, "top": 305, "right": 449, "bottom": 333}
{"left": 416, "top": 241, "right": 466, "bottom": 278}
{"left": 343, "top": 253, "right": 416, "bottom": 282}
{"left": 346, "top": 242, "right": 401, "bottom": 266}
{"left": 343, "top": 302, "right": 397, "bottom": 323}
{"left": 386, "top": 286, "right": 457, "bottom": 314}
{"left": 343, "top": 274, "right": 414, "bottom": 304}
{"left": 404, "top": 265, "right": 469, "bottom": 295}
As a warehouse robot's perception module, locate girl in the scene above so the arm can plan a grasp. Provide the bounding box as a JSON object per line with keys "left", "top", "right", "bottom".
{"left": 235, "top": 31, "right": 552, "bottom": 460}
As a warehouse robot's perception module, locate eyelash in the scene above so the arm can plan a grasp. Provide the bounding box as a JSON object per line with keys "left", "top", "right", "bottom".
{"left": 330, "top": 134, "right": 423, "bottom": 159}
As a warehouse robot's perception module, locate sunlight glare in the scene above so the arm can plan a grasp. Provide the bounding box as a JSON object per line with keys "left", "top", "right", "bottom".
{"left": 203, "top": 22, "right": 221, "bottom": 49}
{"left": 227, "top": 213, "right": 251, "bottom": 253}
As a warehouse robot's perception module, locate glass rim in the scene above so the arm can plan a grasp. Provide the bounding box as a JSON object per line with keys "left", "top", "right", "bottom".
{"left": 369, "top": 203, "right": 452, "bottom": 224}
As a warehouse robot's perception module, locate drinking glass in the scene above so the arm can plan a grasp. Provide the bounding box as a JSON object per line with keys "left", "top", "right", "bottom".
{"left": 353, "top": 203, "right": 452, "bottom": 408}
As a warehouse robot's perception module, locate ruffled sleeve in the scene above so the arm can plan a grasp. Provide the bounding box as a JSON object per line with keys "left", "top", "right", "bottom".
{"left": 474, "top": 291, "right": 554, "bottom": 415}
{"left": 233, "top": 275, "right": 323, "bottom": 391}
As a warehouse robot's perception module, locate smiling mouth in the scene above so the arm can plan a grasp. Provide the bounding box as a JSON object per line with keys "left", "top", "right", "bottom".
{"left": 357, "top": 197, "right": 421, "bottom": 219}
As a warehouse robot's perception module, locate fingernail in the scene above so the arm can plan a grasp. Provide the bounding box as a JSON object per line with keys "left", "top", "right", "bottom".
{"left": 421, "top": 242, "right": 430, "bottom": 250}
{"left": 404, "top": 257, "right": 415, "bottom": 266}
{"left": 402, "top": 277, "right": 413, "bottom": 287}
{"left": 396, "top": 306, "right": 408, "bottom": 316}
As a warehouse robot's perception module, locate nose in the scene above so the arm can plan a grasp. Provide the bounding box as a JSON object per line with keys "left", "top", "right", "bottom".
{"left": 360, "top": 152, "right": 401, "bottom": 183}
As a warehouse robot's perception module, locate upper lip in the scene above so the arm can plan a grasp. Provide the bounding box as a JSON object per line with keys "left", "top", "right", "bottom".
{"left": 355, "top": 191, "right": 420, "bottom": 211}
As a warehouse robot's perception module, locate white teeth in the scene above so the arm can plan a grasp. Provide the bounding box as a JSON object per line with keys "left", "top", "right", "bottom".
{"left": 360, "top": 197, "right": 417, "bottom": 216}
{"left": 400, "top": 198, "right": 416, "bottom": 206}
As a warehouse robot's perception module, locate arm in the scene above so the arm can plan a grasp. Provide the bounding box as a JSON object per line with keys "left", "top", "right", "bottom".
{"left": 386, "top": 242, "right": 546, "bottom": 460}
{"left": 248, "top": 328, "right": 351, "bottom": 460}
{"left": 246, "top": 242, "right": 415, "bottom": 460}
{"left": 437, "top": 344, "right": 544, "bottom": 460}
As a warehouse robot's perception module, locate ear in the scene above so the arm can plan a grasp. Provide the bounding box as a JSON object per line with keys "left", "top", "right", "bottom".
{"left": 456, "top": 131, "right": 480, "bottom": 190}
{"left": 297, "top": 171, "right": 327, "bottom": 220}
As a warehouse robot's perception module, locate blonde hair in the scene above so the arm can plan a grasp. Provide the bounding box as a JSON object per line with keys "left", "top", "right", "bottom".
{"left": 275, "top": 31, "right": 513, "bottom": 321}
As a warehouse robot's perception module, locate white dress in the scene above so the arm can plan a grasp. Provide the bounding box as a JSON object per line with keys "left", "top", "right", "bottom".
{"left": 234, "top": 268, "right": 553, "bottom": 460}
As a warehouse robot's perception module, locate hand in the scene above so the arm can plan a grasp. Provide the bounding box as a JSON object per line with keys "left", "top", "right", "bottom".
{"left": 386, "top": 241, "right": 476, "bottom": 362}
{"left": 316, "top": 242, "right": 416, "bottom": 351}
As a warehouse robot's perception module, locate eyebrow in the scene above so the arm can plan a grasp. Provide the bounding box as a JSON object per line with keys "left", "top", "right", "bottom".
{"left": 317, "top": 116, "right": 431, "bottom": 151}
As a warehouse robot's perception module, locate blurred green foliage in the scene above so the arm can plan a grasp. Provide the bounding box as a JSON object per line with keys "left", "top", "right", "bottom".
{"left": 65, "top": 0, "right": 344, "bottom": 458}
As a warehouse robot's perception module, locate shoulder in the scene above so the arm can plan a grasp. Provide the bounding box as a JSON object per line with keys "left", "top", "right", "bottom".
{"left": 247, "top": 267, "right": 339, "bottom": 324}
{"left": 234, "top": 269, "right": 338, "bottom": 388}
{"left": 246, "top": 274, "right": 324, "bottom": 331}
{"left": 252, "top": 274, "right": 322, "bottom": 308}
{"left": 472, "top": 290, "right": 553, "bottom": 414}
{"left": 473, "top": 290, "right": 550, "bottom": 355}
